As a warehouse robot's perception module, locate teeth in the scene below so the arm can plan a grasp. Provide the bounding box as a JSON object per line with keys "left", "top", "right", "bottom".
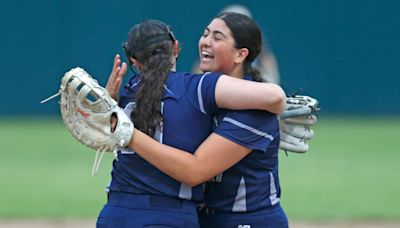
{"left": 202, "top": 51, "right": 213, "bottom": 58}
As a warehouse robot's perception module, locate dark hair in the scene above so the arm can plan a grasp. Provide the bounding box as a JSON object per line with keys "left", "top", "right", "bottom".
{"left": 216, "top": 12, "right": 263, "bottom": 82}
{"left": 123, "top": 19, "right": 176, "bottom": 136}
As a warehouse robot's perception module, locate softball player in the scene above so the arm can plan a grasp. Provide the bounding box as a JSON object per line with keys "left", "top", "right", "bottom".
{"left": 97, "top": 19, "right": 286, "bottom": 227}
{"left": 199, "top": 12, "right": 288, "bottom": 228}
{"left": 124, "top": 13, "right": 289, "bottom": 227}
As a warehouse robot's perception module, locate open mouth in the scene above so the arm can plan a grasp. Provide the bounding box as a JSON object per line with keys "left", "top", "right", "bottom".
{"left": 201, "top": 51, "right": 214, "bottom": 60}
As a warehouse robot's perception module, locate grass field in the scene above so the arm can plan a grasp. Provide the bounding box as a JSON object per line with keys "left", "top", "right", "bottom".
{"left": 0, "top": 116, "right": 399, "bottom": 222}
{"left": 279, "top": 116, "right": 400, "bottom": 221}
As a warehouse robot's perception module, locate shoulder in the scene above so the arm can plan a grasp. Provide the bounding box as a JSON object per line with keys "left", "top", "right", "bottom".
{"left": 172, "top": 72, "right": 222, "bottom": 116}
{"left": 183, "top": 72, "right": 222, "bottom": 81}
{"left": 175, "top": 71, "right": 223, "bottom": 93}
{"left": 118, "top": 74, "right": 140, "bottom": 107}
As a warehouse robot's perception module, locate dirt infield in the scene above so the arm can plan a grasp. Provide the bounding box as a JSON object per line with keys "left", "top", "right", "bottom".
{"left": 1, "top": 219, "right": 400, "bottom": 228}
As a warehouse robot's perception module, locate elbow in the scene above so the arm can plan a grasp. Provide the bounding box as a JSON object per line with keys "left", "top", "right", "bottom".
{"left": 275, "top": 91, "right": 286, "bottom": 114}
{"left": 179, "top": 170, "right": 209, "bottom": 187}
{"left": 184, "top": 181, "right": 202, "bottom": 188}
{"left": 182, "top": 175, "right": 206, "bottom": 187}
{"left": 267, "top": 85, "right": 286, "bottom": 114}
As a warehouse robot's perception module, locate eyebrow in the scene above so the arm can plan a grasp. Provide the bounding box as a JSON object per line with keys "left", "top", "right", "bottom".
{"left": 205, "top": 27, "right": 227, "bottom": 38}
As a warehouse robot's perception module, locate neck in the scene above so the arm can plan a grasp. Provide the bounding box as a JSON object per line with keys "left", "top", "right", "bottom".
{"left": 225, "top": 66, "right": 245, "bottom": 79}
{"left": 171, "top": 57, "right": 177, "bottom": 71}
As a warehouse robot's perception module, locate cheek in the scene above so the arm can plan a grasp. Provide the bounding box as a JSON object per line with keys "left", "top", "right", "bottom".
{"left": 215, "top": 47, "right": 234, "bottom": 68}
{"left": 198, "top": 37, "right": 203, "bottom": 52}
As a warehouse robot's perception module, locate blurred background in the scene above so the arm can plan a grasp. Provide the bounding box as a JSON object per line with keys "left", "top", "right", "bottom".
{"left": 1, "top": 0, "right": 400, "bottom": 115}
{"left": 0, "top": 0, "right": 399, "bottom": 227}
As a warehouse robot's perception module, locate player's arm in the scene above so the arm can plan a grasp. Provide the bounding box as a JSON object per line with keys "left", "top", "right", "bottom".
{"left": 215, "top": 75, "right": 286, "bottom": 114}
{"left": 129, "top": 130, "right": 251, "bottom": 187}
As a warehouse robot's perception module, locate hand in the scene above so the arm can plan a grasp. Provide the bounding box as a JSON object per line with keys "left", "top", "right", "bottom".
{"left": 106, "top": 54, "right": 127, "bottom": 100}
{"left": 110, "top": 113, "right": 117, "bottom": 133}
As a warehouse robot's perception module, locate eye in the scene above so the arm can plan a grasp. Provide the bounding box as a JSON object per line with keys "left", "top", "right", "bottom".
{"left": 214, "top": 35, "right": 223, "bottom": 41}
{"left": 202, "top": 28, "right": 210, "bottom": 37}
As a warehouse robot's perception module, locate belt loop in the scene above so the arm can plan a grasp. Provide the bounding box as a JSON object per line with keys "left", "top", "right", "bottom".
{"left": 203, "top": 207, "right": 214, "bottom": 215}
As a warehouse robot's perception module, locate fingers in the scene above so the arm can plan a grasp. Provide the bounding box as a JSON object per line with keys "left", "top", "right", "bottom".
{"left": 107, "top": 55, "right": 120, "bottom": 87}
{"left": 112, "top": 54, "right": 121, "bottom": 74}
{"left": 113, "top": 62, "right": 127, "bottom": 85}
{"left": 110, "top": 113, "right": 118, "bottom": 133}
{"left": 114, "top": 62, "right": 127, "bottom": 87}
{"left": 120, "top": 62, "right": 127, "bottom": 77}
{"left": 106, "top": 54, "right": 127, "bottom": 99}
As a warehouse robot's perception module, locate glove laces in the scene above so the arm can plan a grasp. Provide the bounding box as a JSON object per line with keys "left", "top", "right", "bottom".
{"left": 40, "top": 91, "right": 61, "bottom": 104}
{"left": 91, "top": 141, "right": 122, "bottom": 176}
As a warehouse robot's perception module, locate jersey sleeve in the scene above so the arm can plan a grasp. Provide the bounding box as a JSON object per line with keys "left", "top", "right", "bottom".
{"left": 214, "top": 110, "right": 279, "bottom": 152}
{"left": 183, "top": 72, "right": 222, "bottom": 116}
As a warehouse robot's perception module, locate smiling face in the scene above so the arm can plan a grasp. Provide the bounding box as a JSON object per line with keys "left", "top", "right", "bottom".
{"left": 198, "top": 18, "right": 244, "bottom": 77}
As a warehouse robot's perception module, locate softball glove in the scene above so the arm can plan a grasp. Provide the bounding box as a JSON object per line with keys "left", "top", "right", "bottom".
{"left": 279, "top": 95, "right": 319, "bottom": 153}
{"left": 41, "top": 67, "right": 134, "bottom": 175}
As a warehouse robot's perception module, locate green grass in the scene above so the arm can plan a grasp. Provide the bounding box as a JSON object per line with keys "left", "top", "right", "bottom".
{"left": 0, "top": 116, "right": 399, "bottom": 221}
{"left": 279, "top": 116, "right": 400, "bottom": 221}
{"left": 0, "top": 117, "right": 114, "bottom": 218}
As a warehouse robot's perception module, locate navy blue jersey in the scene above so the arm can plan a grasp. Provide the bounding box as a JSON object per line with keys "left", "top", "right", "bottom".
{"left": 204, "top": 93, "right": 282, "bottom": 212}
{"left": 107, "top": 71, "right": 222, "bottom": 203}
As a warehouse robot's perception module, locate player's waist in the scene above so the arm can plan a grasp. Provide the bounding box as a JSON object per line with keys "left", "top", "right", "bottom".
{"left": 107, "top": 191, "right": 198, "bottom": 213}
{"left": 108, "top": 177, "right": 204, "bottom": 202}
{"left": 200, "top": 202, "right": 282, "bottom": 215}
{"left": 110, "top": 165, "right": 204, "bottom": 202}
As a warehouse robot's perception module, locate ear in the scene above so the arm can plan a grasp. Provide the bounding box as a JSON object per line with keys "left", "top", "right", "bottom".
{"left": 234, "top": 48, "right": 249, "bottom": 64}
{"left": 173, "top": 40, "right": 180, "bottom": 58}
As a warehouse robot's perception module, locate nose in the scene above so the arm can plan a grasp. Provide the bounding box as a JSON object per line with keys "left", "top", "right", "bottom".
{"left": 199, "top": 35, "right": 211, "bottom": 48}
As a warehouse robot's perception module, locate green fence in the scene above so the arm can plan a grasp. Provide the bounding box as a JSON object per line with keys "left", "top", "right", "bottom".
{"left": 1, "top": 0, "right": 399, "bottom": 115}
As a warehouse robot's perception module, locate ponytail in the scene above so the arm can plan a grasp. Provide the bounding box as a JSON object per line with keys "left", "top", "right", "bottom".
{"left": 132, "top": 51, "right": 173, "bottom": 136}
{"left": 244, "top": 62, "right": 263, "bottom": 82}
{"left": 124, "top": 19, "right": 176, "bottom": 136}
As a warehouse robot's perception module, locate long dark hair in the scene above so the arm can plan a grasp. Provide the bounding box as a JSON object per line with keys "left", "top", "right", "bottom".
{"left": 123, "top": 19, "right": 176, "bottom": 136}
{"left": 216, "top": 12, "right": 263, "bottom": 82}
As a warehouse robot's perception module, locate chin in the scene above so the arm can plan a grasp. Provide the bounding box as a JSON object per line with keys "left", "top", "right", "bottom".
{"left": 199, "top": 64, "right": 214, "bottom": 73}
{"left": 199, "top": 66, "right": 210, "bottom": 73}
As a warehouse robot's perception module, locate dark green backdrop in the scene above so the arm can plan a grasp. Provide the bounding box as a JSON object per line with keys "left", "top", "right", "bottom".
{"left": 1, "top": 0, "right": 399, "bottom": 115}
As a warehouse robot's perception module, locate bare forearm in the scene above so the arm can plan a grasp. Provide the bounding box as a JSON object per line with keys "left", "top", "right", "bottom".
{"left": 128, "top": 130, "right": 208, "bottom": 186}
{"left": 215, "top": 76, "right": 286, "bottom": 114}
